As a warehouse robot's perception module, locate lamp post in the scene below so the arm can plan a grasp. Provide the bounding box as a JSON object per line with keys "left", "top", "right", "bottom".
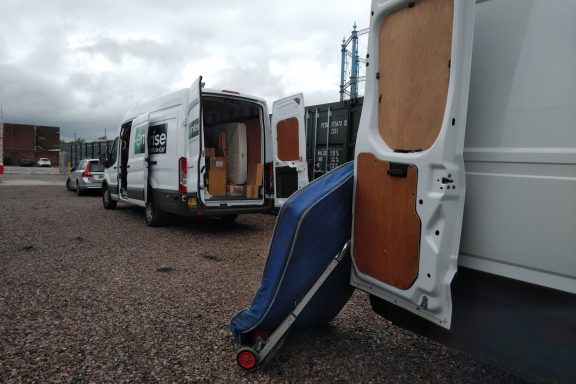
{"left": 0, "top": 106, "right": 4, "bottom": 175}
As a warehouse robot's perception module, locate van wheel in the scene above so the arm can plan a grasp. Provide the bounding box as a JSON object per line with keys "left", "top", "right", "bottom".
{"left": 145, "top": 198, "right": 163, "bottom": 227}
{"left": 76, "top": 181, "right": 83, "bottom": 196}
{"left": 102, "top": 184, "right": 117, "bottom": 210}
{"left": 220, "top": 214, "right": 238, "bottom": 225}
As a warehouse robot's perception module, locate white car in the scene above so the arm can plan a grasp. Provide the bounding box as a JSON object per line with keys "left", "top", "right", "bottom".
{"left": 36, "top": 158, "right": 52, "bottom": 167}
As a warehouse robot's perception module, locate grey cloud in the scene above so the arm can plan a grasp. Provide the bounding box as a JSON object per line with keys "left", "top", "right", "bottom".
{"left": 0, "top": 0, "right": 371, "bottom": 141}
{"left": 77, "top": 36, "right": 186, "bottom": 65}
{"left": 0, "top": 65, "right": 69, "bottom": 113}
{"left": 22, "top": 26, "right": 71, "bottom": 74}
{"left": 0, "top": 36, "right": 7, "bottom": 61}
{"left": 0, "top": 65, "right": 135, "bottom": 140}
{"left": 211, "top": 64, "right": 287, "bottom": 102}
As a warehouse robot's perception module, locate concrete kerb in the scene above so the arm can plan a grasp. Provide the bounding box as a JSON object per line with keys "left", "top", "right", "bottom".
{"left": 1, "top": 166, "right": 62, "bottom": 175}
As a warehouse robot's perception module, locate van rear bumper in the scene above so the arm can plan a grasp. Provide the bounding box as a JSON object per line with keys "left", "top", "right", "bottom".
{"left": 152, "top": 189, "right": 274, "bottom": 217}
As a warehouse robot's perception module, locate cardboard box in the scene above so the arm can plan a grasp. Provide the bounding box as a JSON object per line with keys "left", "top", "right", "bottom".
{"left": 218, "top": 132, "right": 227, "bottom": 151}
{"left": 247, "top": 163, "right": 264, "bottom": 187}
{"left": 205, "top": 147, "right": 216, "bottom": 157}
{"left": 208, "top": 169, "right": 227, "bottom": 196}
{"left": 210, "top": 156, "right": 226, "bottom": 170}
{"left": 246, "top": 119, "right": 262, "bottom": 164}
{"left": 227, "top": 184, "right": 244, "bottom": 197}
{"left": 245, "top": 185, "right": 259, "bottom": 199}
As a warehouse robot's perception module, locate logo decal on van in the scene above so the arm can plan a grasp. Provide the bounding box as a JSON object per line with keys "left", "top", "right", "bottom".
{"left": 134, "top": 126, "right": 146, "bottom": 154}
{"left": 188, "top": 118, "right": 199, "bottom": 141}
{"left": 149, "top": 124, "right": 167, "bottom": 154}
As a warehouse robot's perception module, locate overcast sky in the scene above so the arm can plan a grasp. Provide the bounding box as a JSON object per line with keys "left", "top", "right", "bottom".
{"left": 0, "top": 0, "right": 371, "bottom": 141}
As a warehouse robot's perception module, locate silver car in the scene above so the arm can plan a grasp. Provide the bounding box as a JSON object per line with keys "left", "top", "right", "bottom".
{"left": 66, "top": 159, "right": 105, "bottom": 196}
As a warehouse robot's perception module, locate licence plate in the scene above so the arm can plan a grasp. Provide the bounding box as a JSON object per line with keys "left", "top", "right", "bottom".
{"left": 187, "top": 197, "right": 197, "bottom": 207}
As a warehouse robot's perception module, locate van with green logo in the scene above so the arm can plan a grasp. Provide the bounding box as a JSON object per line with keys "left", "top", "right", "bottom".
{"left": 101, "top": 77, "right": 308, "bottom": 226}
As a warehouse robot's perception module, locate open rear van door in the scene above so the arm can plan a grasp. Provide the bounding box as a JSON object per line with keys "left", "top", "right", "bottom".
{"left": 186, "top": 76, "right": 203, "bottom": 205}
{"left": 350, "top": 0, "right": 475, "bottom": 329}
{"left": 271, "top": 93, "right": 308, "bottom": 207}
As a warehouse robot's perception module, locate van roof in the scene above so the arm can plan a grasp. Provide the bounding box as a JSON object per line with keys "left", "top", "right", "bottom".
{"left": 204, "top": 88, "right": 267, "bottom": 104}
{"left": 121, "top": 87, "right": 267, "bottom": 125}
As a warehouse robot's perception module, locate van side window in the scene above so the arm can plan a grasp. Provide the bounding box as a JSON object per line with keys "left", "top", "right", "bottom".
{"left": 108, "top": 138, "right": 118, "bottom": 166}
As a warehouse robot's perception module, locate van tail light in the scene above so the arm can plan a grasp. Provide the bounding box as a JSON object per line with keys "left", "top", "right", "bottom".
{"left": 82, "top": 162, "right": 92, "bottom": 177}
{"left": 179, "top": 157, "right": 187, "bottom": 193}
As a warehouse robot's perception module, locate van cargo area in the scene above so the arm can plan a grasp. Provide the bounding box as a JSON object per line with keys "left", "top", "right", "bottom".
{"left": 202, "top": 96, "right": 264, "bottom": 203}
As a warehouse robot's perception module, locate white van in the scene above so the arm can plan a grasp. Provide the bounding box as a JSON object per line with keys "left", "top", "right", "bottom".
{"left": 351, "top": 0, "right": 575, "bottom": 381}
{"left": 101, "top": 77, "right": 308, "bottom": 226}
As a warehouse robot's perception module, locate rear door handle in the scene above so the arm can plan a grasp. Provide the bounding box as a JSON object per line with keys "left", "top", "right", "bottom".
{"left": 387, "top": 162, "right": 408, "bottom": 178}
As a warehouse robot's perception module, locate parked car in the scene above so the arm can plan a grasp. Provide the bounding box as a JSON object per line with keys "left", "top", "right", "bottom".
{"left": 35, "top": 158, "right": 52, "bottom": 167}
{"left": 66, "top": 159, "right": 105, "bottom": 196}
{"left": 19, "top": 158, "right": 35, "bottom": 167}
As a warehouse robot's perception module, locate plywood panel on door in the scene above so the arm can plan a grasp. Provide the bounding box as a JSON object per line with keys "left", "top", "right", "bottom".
{"left": 353, "top": 153, "right": 421, "bottom": 289}
{"left": 277, "top": 118, "right": 300, "bottom": 161}
{"left": 378, "top": 0, "right": 453, "bottom": 151}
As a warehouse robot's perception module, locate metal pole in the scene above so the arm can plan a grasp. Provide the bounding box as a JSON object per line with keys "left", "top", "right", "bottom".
{"left": 325, "top": 107, "right": 331, "bottom": 173}
{"left": 313, "top": 109, "right": 319, "bottom": 179}
{"left": 340, "top": 38, "right": 347, "bottom": 102}
{"left": 351, "top": 23, "right": 359, "bottom": 99}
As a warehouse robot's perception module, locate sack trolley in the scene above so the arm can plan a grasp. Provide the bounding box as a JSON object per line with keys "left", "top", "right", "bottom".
{"left": 236, "top": 241, "right": 351, "bottom": 370}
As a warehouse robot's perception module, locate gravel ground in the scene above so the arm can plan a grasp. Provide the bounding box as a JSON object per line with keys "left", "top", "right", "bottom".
{"left": 0, "top": 185, "right": 528, "bottom": 383}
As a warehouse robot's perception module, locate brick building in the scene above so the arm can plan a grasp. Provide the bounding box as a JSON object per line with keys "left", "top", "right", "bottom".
{"left": 2, "top": 123, "right": 60, "bottom": 166}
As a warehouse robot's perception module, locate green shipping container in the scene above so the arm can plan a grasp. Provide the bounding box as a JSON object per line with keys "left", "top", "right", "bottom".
{"left": 305, "top": 97, "right": 363, "bottom": 180}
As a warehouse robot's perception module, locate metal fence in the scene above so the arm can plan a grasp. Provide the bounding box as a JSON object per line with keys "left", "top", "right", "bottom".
{"left": 68, "top": 140, "right": 115, "bottom": 169}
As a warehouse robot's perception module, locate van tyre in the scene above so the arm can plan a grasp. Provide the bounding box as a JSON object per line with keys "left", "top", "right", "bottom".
{"left": 76, "top": 181, "right": 83, "bottom": 196}
{"left": 145, "top": 197, "right": 163, "bottom": 227}
{"left": 102, "top": 184, "right": 117, "bottom": 210}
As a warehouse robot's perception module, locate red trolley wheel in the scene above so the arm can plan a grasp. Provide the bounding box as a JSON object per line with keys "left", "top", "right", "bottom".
{"left": 237, "top": 347, "right": 259, "bottom": 370}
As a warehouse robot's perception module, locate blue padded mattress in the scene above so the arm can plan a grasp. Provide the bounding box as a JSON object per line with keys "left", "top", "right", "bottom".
{"left": 230, "top": 162, "right": 355, "bottom": 343}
